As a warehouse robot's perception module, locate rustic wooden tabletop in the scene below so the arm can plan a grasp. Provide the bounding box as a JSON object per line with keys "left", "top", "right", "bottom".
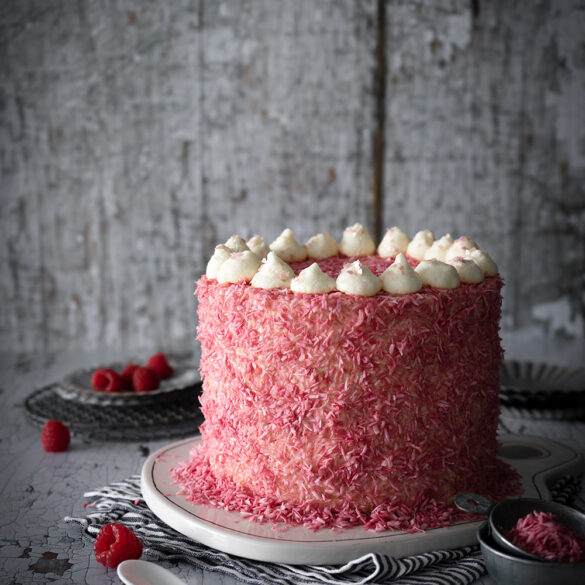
{"left": 0, "top": 335, "right": 583, "bottom": 584}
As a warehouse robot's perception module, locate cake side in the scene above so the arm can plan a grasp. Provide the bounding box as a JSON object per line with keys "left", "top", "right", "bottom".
{"left": 174, "top": 269, "right": 520, "bottom": 531}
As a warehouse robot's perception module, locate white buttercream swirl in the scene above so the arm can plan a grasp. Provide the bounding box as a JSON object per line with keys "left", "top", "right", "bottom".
{"left": 406, "top": 229, "right": 434, "bottom": 261}
{"left": 338, "top": 223, "right": 376, "bottom": 257}
{"left": 251, "top": 252, "right": 295, "bottom": 289}
{"left": 217, "top": 250, "right": 261, "bottom": 284}
{"left": 306, "top": 232, "right": 338, "bottom": 260}
{"left": 206, "top": 245, "right": 232, "bottom": 279}
{"left": 467, "top": 249, "right": 498, "bottom": 276}
{"left": 424, "top": 234, "right": 454, "bottom": 261}
{"left": 449, "top": 257, "right": 485, "bottom": 284}
{"left": 377, "top": 226, "right": 410, "bottom": 258}
{"left": 380, "top": 253, "right": 422, "bottom": 294}
{"left": 247, "top": 234, "right": 270, "bottom": 258}
{"left": 445, "top": 236, "right": 479, "bottom": 262}
{"left": 270, "top": 229, "right": 308, "bottom": 262}
{"left": 336, "top": 260, "right": 381, "bottom": 296}
{"left": 415, "top": 259, "right": 460, "bottom": 289}
{"left": 291, "top": 263, "right": 336, "bottom": 294}
{"left": 224, "top": 235, "right": 249, "bottom": 252}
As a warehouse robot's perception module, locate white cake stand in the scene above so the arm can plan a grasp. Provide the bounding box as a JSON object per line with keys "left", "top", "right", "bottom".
{"left": 141, "top": 434, "right": 583, "bottom": 565}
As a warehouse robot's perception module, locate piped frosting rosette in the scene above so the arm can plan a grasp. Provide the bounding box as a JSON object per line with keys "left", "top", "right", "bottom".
{"left": 205, "top": 223, "right": 499, "bottom": 295}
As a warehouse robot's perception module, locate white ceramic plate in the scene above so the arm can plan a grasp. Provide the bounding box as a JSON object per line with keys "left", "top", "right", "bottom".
{"left": 142, "top": 434, "right": 584, "bottom": 565}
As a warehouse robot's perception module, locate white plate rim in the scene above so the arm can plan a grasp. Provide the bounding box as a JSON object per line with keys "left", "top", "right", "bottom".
{"left": 141, "top": 434, "right": 584, "bottom": 564}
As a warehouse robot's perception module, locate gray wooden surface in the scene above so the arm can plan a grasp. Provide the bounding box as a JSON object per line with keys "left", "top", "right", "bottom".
{"left": 0, "top": 336, "right": 583, "bottom": 584}
{"left": 1, "top": 0, "right": 584, "bottom": 358}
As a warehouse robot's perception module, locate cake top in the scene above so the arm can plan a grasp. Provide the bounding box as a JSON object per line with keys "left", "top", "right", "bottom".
{"left": 204, "top": 223, "right": 498, "bottom": 296}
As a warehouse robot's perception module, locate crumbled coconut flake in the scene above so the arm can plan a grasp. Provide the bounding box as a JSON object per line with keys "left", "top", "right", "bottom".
{"left": 505, "top": 511, "right": 585, "bottom": 563}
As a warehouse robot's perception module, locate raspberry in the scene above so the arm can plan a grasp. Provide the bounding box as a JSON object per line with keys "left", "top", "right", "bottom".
{"left": 120, "top": 364, "right": 139, "bottom": 391}
{"left": 91, "top": 368, "right": 124, "bottom": 393}
{"left": 94, "top": 522, "right": 143, "bottom": 568}
{"left": 132, "top": 367, "right": 160, "bottom": 393}
{"left": 41, "top": 420, "right": 71, "bottom": 452}
{"left": 91, "top": 368, "right": 110, "bottom": 390}
{"left": 146, "top": 353, "right": 174, "bottom": 379}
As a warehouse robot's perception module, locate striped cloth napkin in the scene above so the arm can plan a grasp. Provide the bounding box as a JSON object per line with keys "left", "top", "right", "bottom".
{"left": 65, "top": 475, "right": 580, "bottom": 585}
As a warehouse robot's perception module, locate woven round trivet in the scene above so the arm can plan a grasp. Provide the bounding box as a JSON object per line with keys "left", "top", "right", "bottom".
{"left": 25, "top": 383, "right": 203, "bottom": 441}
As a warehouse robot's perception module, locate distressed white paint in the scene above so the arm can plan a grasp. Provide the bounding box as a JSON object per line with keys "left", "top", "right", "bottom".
{"left": 532, "top": 295, "right": 585, "bottom": 338}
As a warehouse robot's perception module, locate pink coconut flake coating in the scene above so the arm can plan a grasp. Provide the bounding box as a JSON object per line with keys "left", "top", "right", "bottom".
{"left": 173, "top": 254, "right": 521, "bottom": 532}
{"left": 504, "top": 511, "right": 585, "bottom": 563}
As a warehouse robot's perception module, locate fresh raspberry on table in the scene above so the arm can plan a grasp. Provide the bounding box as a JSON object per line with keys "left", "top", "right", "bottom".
{"left": 41, "top": 420, "right": 71, "bottom": 452}
{"left": 146, "top": 353, "right": 174, "bottom": 379}
{"left": 94, "top": 522, "right": 143, "bottom": 568}
{"left": 132, "top": 366, "right": 160, "bottom": 393}
{"left": 120, "top": 364, "right": 140, "bottom": 391}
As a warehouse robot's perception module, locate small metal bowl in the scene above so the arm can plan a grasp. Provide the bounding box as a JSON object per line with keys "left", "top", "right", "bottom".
{"left": 456, "top": 493, "right": 585, "bottom": 562}
{"left": 490, "top": 498, "right": 585, "bottom": 561}
{"left": 478, "top": 522, "right": 585, "bottom": 585}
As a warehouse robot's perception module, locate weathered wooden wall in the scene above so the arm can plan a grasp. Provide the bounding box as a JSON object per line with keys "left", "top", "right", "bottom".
{"left": 1, "top": 0, "right": 583, "bottom": 357}
{"left": 382, "top": 0, "right": 585, "bottom": 334}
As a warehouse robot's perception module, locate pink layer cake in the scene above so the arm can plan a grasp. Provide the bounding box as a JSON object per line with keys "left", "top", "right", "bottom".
{"left": 173, "top": 229, "right": 521, "bottom": 532}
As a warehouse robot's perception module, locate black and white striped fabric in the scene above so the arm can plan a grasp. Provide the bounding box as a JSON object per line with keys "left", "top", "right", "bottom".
{"left": 65, "top": 475, "right": 581, "bottom": 585}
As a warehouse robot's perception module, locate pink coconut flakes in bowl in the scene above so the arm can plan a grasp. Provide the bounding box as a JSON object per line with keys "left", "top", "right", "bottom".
{"left": 504, "top": 510, "right": 585, "bottom": 563}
